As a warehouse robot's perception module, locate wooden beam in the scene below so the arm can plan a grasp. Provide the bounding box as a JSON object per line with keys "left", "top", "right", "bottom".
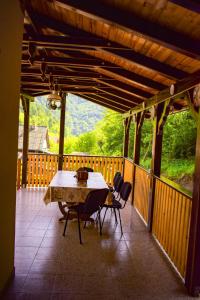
{"left": 95, "top": 78, "right": 153, "bottom": 98}
{"left": 101, "top": 48, "right": 187, "bottom": 80}
{"left": 23, "top": 33, "right": 188, "bottom": 80}
{"left": 55, "top": 0, "right": 200, "bottom": 60}
{"left": 124, "top": 71, "right": 200, "bottom": 117}
{"left": 23, "top": 33, "right": 128, "bottom": 50}
{"left": 185, "top": 111, "right": 200, "bottom": 296}
{"left": 131, "top": 112, "right": 144, "bottom": 204}
{"left": 99, "top": 67, "right": 166, "bottom": 91}
{"left": 58, "top": 93, "right": 66, "bottom": 170}
{"left": 21, "top": 67, "right": 108, "bottom": 79}
{"left": 170, "top": 0, "right": 200, "bottom": 13}
{"left": 95, "top": 87, "right": 143, "bottom": 104}
{"left": 21, "top": 98, "right": 30, "bottom": 187}
{"left": 92, "top": 93, "right": 133, "bottom": 109}
{"left": 147, "top": 102, "right": 165, "bottom": 231}
{"left": 79, "top": 94, "right": 125, "bottom": 113}
{"left": 123, "top": 117, "right": 132, "bottom": 158}
{"left": 84, "top": 93, "right": 128, "bottom": 111}
{"left": 22, "top": 54, "right": 121, "bottom": 68}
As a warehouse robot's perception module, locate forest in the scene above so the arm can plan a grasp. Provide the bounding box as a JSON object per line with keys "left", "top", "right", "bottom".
{"left": 19, "top": 94, "right": 196, "bottom": 190}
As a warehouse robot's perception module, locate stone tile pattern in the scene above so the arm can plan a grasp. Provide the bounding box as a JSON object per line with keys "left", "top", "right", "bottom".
{"left": 2, "top": 188, "right": 193, "bottom": 300}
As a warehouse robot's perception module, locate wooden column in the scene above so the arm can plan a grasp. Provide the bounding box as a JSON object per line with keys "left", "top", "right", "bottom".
{"left": 185, "top": 111, "right": 200, "bottom": 296}
{"left": 22, "top": 97, "right": 30, "bottom": 187}
{"left": 0, "top": 0, "right": 23, "bottom": 292}
{"left": 123, "top": 117, "right": 131, "bottom": 176}
{"left": 147, "top": 103, "right": 165, "bottom": 231}
{"left": 131, "top": 112, "right": 144, "bottom": 204}
{"left": 58, "top": 93, "right": 66, "bottom": 170}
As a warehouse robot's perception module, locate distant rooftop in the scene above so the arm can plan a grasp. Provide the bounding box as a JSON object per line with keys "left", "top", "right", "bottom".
{"left": 18, "top": 125, "right": 50, "bottom": 153}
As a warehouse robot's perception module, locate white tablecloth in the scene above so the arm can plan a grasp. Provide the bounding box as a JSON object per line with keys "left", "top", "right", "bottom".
{"left": 44, "top": 171, "right": 108, "bottom": 204}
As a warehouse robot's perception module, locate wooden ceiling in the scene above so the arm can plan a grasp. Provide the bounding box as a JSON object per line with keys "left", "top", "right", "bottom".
{"left": 21, "top": 0, "right": 200, "bottom": 114}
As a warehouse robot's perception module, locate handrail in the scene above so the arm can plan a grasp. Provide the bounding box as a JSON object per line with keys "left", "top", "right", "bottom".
{"left": 30, "top": 152, "right": 124, "bottom": 159}
{"left": 133, "top": 163, "right": 192, "bottom": 199}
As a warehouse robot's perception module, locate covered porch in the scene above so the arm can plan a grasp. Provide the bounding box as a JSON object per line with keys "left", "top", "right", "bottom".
{"left": 1, "top": 0, "right": 200, "bottom": 298}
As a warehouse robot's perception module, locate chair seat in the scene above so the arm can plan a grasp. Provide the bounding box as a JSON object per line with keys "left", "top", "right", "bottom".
{"left": 104, "top": 199, "right": 122, "bottom": 209}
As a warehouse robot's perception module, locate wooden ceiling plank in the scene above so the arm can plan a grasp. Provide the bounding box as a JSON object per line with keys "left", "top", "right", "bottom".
{"left": 23, "top": 10, "right": 190, "bottom": 79}
{"left": 55, "top": 0, "right": 200, "bottom": 60}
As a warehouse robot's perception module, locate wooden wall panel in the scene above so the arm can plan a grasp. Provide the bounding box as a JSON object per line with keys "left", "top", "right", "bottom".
{"left": 134, "top": 165, "right": 150, "bottom": 223}
{"left": 152, "top": 178, "right": 192, "bottom": 278}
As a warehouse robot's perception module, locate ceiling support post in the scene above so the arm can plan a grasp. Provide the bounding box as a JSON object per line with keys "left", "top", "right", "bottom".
{"left": 58, "top": 93, "right": 66, "bottom": 171}
{"left": 185, "top": 110, "right": 200, "bottom": 296}
{"left": 22, "top": 97, "right": 30, "bottom": 187}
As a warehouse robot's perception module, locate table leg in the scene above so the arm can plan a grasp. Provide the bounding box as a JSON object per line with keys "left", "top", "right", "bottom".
{"left": 58, "top": 202, "right": 68, "bottom": 221}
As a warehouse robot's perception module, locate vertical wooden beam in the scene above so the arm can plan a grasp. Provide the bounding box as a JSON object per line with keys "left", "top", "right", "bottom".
{"left": 58, "top": 93, "right": 66, "bottom": 170}
{"left": 185, "top": 111, "right": 200, "bottom": 296}
{"left": 123, "top": 117, "right": 131, "bottom": 158}
{"left": 22, "top": 98, "right": 30, "bottom": 187}
{"left": 147, "top": 103, "right": 164, "bottom": 231}
{"left": 123, "top": 116, "right": 131, "bottom": 177}
{"left": 131, "top": 112, "right": 143, "bottom": 204}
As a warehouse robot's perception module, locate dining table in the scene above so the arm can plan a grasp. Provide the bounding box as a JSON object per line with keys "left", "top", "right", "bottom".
{"left": 43, "top": 170, "right": 109, "bottom": 220}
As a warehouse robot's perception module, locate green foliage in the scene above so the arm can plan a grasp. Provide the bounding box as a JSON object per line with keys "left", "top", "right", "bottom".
{"left": 161, "top": 158, "right": 194, "bottom": 180}
{"left": 93, "top": 110, "right": 124, "bottom": 156}
{"left": 162, "top": 111, "right": 196, "bottom": 159}
{"left": 128, "top": 122, "right": 135, "bottom": 159}
{"left": 140, "top": 119, "right": 153, "bottom": 168}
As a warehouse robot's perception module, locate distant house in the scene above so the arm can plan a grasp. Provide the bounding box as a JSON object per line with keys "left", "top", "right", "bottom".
{"left": 18, "top": 125, "right": 50, "bottom": 156}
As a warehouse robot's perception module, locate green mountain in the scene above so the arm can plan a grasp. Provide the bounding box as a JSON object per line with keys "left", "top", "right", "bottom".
{"left": 27, "top": 93, "right": 105, "bottom": 136}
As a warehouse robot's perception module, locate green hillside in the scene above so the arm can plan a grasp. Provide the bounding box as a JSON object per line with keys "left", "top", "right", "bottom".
{"left": 33, "top": 94, "right": 105, "bottom": 136}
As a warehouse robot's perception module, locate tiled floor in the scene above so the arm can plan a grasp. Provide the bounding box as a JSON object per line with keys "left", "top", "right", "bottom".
{"left": 3, "top": 188, "right": 193, "bottom": 299}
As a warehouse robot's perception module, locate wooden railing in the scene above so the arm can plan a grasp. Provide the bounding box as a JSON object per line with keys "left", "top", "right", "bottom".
{"left": 123, "top": 161, "right": 192, "bottom": 279}
{"left": 134, "top": 164, "right": 150, "bottom": 223}
{"left": 152, "top": 178, "right": 192, "bottom": 278}
{"left": 26, "top": 153, "right": 123, "bottom": 187}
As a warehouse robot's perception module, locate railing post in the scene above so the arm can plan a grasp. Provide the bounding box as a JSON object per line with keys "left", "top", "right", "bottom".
{"left": 131, "top": 112, "right": 144, "bottom": 204}
{"left": 58, "top": 93, "right": 66, "bottom": 170}
{"left": 21, "top": 97, "right": 30, "bottom": 187}
{"left": 147, "top": 103, "right": 166, "bottom": 232}
{"left": 185, "top": 111, "right": 200, "bottom": 296}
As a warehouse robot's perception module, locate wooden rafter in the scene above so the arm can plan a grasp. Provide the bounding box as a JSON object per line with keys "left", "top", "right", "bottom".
{"left": 124, "top": 71, "right": 200, "bottom": 117}
{"left": 55, "top": 0, "right": 200, "bottom": 60}
{"left": 78, "top": 94, "right": 126, "bottom": 113}
{"left": 23, "top": 32, "right": 188, "bottom": 80}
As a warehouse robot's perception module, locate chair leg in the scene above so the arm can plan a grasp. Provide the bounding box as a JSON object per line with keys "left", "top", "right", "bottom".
{"left": 63, "top": 210, "right": 70, "bottom": 236}
{"left": 118, "top": 209, "right": 123, "bottom": 236}
{"left": 102, "top": 207, "right": 108, "bottom": 229}
{"left": 77, "top": 211, "right": 82, "bottom": 244}
{"left": 98, "top": 210, "right": 103, "bottom": 236}
{"left": 113, "top": 208, "right": 118, "bottom": 224}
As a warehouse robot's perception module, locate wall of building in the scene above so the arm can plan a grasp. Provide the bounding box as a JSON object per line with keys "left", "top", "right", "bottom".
{"left": 0, "top": 1, "right": 23, "bottom": 292}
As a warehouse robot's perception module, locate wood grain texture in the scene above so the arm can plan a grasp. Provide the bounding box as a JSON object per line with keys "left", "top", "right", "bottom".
{"left": 152, "top": 178, "right": 192, "bottom": 278}
{"left": 134, "top": 165, "right": 150, "bottom": 223}
{"left": 26, "top": 153, "right": 123, "bottom": 186}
